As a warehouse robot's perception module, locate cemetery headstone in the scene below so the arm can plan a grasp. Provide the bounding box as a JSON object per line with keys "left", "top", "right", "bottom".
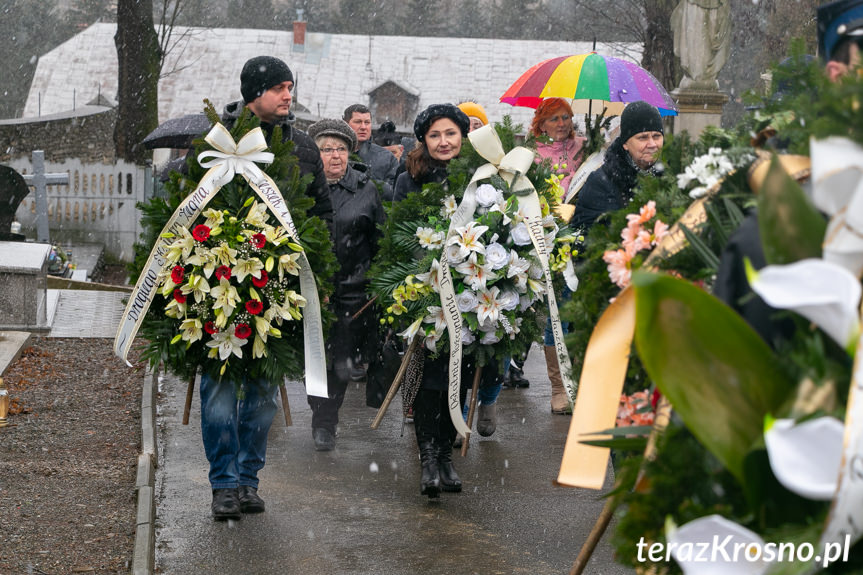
{"left": 0, "top": 165, "right": 29, "bottom": 242}
{"left": 0, "top": 241, "right": 53, "bottom": 331}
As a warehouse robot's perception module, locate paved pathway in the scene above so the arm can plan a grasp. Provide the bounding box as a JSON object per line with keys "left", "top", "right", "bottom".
{"left": 47, "top": 290, "right": 126, "bottom": 338}
{"left": 154, "top": 345, "right": 633, "bottom": 575}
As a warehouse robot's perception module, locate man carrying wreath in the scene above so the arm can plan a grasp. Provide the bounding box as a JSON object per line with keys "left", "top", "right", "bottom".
{"left": 200, "top": 56, "right": 334, "bottom": 520}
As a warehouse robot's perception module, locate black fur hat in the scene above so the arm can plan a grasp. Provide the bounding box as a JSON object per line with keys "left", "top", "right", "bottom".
{"left": 413, "top": 103, "right": 470, "bottom": 142}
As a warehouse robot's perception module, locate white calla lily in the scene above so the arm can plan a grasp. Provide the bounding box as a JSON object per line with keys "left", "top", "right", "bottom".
{"left": 764, "top": 416, "right": 844, "bottom": 501}
{"left": 810, "top": 137, "right": 863, "bottom": 217}
{"left": 746, "top": 258, "right": 861, "bottom": 353}
{"left": 666, "top": 515, "right": 771, "bottom": 575}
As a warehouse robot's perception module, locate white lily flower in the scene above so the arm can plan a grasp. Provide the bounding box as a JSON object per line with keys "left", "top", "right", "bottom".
{"left": 424, "top": 327, "right": 443, "bottom": 352}
{"left": 232, "top": 257, "right": 265, "bottom": 284}
{"left": 423, "top": 305, "right": 447, "bottom": 333}
{"left": 252, "top": 335, "right": 267, "bottom": 359}
{"left": 179, "top": 318, "right": 203, "bottom": 343}
{"left": 244, "top": 201, "right": 270, "bottom": 227}
{"left": 210, "top": 242, "right": 238, "bottom": 267}
{"left": 666, "top": 515, "right": 771, "bottom": 575}
{"left": 454, "top": 252, "right": 497, "bottom": 291}
{"left": 210, "top": 277, "right": 241, "bottom": 317}
{"left": 181, "top": 273, "right": 210, "bottom": 303}
{"left": 415, "top": 258, "right": 442, "bottom": 293}
{"left": 489, "top": 196, "right": 512, "bottom": 225}
{"left": 746, "top": 258, "right": 861, "bottom": 353}
{"left": 164, "top": 298, "right": 186, "bottom": 319}
{"left": 440, "top": 195, "right": 458, "bottom": 218}
{"left": 398, "top": 316, "right": 424, "bottom": 342}
{"left": 810, "top": 137, "right": 863, "bottom": 217}
{"left": 165, "top": 225, "right": 196, "bottom": 266}
{"left": 262, "top": 224, "right": 289, "bottom": 246}
{"left": 448, "top": 221, "right": 489, "bottom": 256}
{"left": 278, "top": 252, "right": 302, "bottom": 280}
{"left": 416, "top": 227, "right": 446, "bottom": 250}
{"left": 202, "top": 208, "right": 225, "bottom": 229}
{"left": 764, "top": 416, "right": 844, "bottom": 501}
{"left": 206, "top": 328, "right": 246, "bottom": 361}
{"left": 476, "top": 286, "right": 502, "bottom": 325}
{"left": 254, "top": 315, "right": 272, "bottom": 342}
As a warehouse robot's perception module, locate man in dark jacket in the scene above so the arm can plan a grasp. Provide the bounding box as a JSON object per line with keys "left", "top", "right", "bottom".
{"left": 306, "top": 118, "right": 386, "bottom": 451}
{"left": 344, "top": 104, "right": 399, "bottom": 189}
{"left": 222, "top": 55, "right": 333, "bottom": 225}
{"left": 202, "top": 56, "right": 333, "bottom": 521}
{"left": 571, "top": 101, "right": 664, "bottom": 233}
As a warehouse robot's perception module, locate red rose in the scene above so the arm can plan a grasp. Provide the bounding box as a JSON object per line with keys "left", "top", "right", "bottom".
{"left": 171, "top": 265, "right": 185, "bottom": 284}
{"left": 215, "top": 265, "right": 232, "bottom": 281}
{"left": 173, "top": 289, "right": 186, "bottom": 304}
{"left": 204, "top": 321, "right": 218, "bottom": 335}
{"left": 192, "top": 224, "right": 211, "bottom": 242}
{"left": 251, "top": 270, "right": 268, "bottom": 287}
{"left": 234, "top": 323, "right": 252, "bottom": 339}
{"left": 250, "top": 233, "right": 266, "bottom": 249}
{"left": 245, "top": 300, "right": 263, "bottom": 315}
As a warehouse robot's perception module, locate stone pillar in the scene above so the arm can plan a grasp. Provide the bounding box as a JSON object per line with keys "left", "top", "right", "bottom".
{"left": 671, "top": 88, "right": 729, "bottom": 138}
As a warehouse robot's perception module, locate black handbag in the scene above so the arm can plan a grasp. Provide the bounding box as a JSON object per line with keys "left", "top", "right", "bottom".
{"left": 365, "top": 330, "right": 402, "bottom": 408}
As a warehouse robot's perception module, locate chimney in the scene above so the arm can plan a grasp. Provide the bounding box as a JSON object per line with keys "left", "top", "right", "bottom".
{"left": 293, "top": 9, "right": 306, "bottom": 53}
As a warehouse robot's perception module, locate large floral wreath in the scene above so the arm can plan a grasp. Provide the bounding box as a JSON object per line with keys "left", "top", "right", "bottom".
{"left": 370, "top": 118, "right": 575, "bottom": 370}
{"left": 127, "top": 103, "right": 336, "bottom": 386}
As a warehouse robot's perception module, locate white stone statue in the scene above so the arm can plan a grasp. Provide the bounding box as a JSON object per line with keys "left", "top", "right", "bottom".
{"left": 671, "top": 0, "right": 732, "bottom": 91}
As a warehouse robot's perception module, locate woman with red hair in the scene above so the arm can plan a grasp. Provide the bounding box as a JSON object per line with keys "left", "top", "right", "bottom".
{"left": 530, "top": 98, "right": 587, "bottom": 192}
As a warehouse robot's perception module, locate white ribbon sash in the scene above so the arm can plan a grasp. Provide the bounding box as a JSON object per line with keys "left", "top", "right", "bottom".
{"left": 438, "top": 125, "right": 575, "bottom": 436}
{"left": 114, "top": 124, "right": 328, "bottom": 398}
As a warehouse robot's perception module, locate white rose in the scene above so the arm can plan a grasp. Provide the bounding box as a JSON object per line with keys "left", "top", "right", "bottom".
{"left": 510, "top": 222, "right": 533, "bottom": 246}
{"left": 519, "top": 295, "right": 533, "bottom": 311}
{"left": 480, "top": 330, "right": 501, "bottom": 345}
{"left": 485, "top": 242, "right": 509, "bottom": 270}
{"left": 476, "top": 184, "right": 500, "bottom": 208}
{"left": 498, "top": 290, "right": 520, "bottom": 311}
{"left": 461, "top": 329, "right": 476, "bottom": 345}
{"left": 456, "top": 290, "right": 478, "bottom": 312}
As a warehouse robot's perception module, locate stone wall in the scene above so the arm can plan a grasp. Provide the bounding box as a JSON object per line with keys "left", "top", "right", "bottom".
{"left": 0, "top": 106, "right": 117, "bottom": 165}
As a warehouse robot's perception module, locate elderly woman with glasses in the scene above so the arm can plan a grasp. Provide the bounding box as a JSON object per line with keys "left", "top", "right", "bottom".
{"left": 305, "top": 119, "right": 386, "bottom": 452}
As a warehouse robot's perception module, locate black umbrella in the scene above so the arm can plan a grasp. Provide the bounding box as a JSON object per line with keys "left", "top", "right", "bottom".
{"left": 140, "top": 113, "right": 212, "bottom": 150}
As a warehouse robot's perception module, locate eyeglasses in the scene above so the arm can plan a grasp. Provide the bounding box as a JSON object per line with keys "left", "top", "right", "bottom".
{"left": 320, "top": 146, "right": 348, "bottom": 155}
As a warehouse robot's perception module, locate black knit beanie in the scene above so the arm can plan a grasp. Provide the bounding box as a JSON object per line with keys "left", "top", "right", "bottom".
{"left": 241, "top": 56, "right": 294, "bottom": 104}
{"left": 413, "top": 103, "right": 470, "bottom": 142}
{"left": 619, "top": 101, "right": 663, "bottom": 144}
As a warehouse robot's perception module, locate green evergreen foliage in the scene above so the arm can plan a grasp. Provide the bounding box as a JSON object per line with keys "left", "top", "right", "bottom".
{"left": 129, "top": 101, "right": 336, "bottom": 386}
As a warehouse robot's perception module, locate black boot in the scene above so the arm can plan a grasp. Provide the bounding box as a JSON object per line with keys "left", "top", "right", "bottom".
{"left": 419, "top": 439, "right": 441, "bottom": 498}
{"left": 438, "top": 441, "right": 462, "bottom": 492}
{"left": 211, "top": 488, "right": 241, "bottom": 521}
{"left": 414, "top": 389, "right": 442, "bottom": 498}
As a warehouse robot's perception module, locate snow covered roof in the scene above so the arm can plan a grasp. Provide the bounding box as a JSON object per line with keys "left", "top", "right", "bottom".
{"left": 24, "top": 23, "right": 642, "bottom": 131}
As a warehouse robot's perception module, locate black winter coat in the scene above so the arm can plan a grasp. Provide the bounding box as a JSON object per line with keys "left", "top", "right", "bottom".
{"left": 330, "top": 163, "right": 386, "bottom": 303}
{"left": 388, "top": 165, "right": 449, "bottom": 202}
{"left": 357, "top": 140, "right": 399, "bottom": 189}
{"left": 571, "top": 138, "right": 661, "bottom": 232}
{"left": 222, "top": 100, "right": 332, "bottom": 225}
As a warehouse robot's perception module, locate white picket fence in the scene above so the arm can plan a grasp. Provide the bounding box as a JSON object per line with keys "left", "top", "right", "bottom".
{"left": 8, "top": 158, "right": 153, "bottom": 262}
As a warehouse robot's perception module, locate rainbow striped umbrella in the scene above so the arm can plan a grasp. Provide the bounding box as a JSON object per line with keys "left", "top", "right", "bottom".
{"left": 501, "top": 53, "right": 678, "bottom": 116}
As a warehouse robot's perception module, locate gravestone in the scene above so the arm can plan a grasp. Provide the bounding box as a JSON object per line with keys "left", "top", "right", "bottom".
{"left": 0, "top": 165, "right": 29, "bottom": 241}
{"left": 0, "top": 241, "right": 56, "bottom": 332}
{"left": 21, "top": 151, "right": 70, "bottom": 244}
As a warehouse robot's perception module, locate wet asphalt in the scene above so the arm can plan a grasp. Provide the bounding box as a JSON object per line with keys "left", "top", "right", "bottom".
{"left": 153, "top": 344, "right": 634, "bottom": 575}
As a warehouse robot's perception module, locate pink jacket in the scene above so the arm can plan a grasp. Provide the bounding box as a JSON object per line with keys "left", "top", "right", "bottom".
{"left": 535, "top": 136, "right": 587, "bottom": 192}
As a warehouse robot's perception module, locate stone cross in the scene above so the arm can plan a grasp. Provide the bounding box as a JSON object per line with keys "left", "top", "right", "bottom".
{"left": 22, "top": 150, "right": 69, "bottom": 243}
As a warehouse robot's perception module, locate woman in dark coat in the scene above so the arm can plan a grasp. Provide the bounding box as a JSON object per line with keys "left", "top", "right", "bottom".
{"left": 306, "top": 119, "right": 385, "bottom": 451}
{"left": 390, "top": 103, "right": 504, "bottom": 498}
{"left": 572, "top": 101, "right": 665, "bottom": 233}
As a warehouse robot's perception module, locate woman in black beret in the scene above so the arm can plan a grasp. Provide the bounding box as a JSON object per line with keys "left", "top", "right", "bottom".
{"left": 386, "top": 103, "right": 470, "bottom": 202}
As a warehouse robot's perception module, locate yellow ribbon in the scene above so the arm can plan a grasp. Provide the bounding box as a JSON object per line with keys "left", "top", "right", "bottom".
{"left": 197, "top": 124, "right": 275, "bottom": 188}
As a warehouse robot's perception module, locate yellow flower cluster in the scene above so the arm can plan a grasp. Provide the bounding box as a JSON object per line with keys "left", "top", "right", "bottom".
{"left": 381, "top": 275, "right": 434, "bottom": 325}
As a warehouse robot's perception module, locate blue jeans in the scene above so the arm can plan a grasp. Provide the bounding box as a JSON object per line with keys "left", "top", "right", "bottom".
{"left": 199, "top": 373, "right": 279, "bottom": 490}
